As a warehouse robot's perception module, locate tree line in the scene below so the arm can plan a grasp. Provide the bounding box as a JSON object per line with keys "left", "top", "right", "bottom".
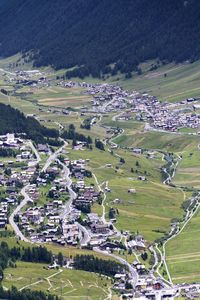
{"left": 73, "top": 254, "right": 125, "bottom": 276}
{"left": 0, "top": 286, "right": 58, "bottom": 300}
{"left": 61, "top": 124, "right": 92, "bottom": 146}
{"left": 0, "top": 104, "right": 59, "bottom": 144}
{"left": 0, "top": 242, "right": 53, "bottom": 280}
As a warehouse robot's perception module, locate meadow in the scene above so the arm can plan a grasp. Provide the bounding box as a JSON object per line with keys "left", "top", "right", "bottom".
{"left": 111, "top": 60, "right": 200, "bottom": 103}
{"left": 3, "top": 261, "right": 113, "bottom": 300}
{"left": 16, "top": 86, "right": 92, "bottom": 109}
{"left": 113, "top": 131, "right": 200, "bottom": 152}
{"left": 68, "top": 147, "right": 187, "bottom": 242}
{"left": 166, "top": 208, "right": 200, "bottom": 284}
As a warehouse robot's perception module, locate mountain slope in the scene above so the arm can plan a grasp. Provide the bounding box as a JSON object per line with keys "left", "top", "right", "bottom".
{"left": 0, "top": 0, "right": 200, "bottom": 77}
{"left": 0, "top": 103, "right": 59, "bottom": 143}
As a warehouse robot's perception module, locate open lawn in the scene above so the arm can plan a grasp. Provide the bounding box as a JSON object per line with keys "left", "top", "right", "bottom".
{"left": 173, "top": 146, "right": 200, "bottom": 188}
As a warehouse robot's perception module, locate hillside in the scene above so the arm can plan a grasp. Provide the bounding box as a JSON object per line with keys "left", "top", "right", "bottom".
{"left": 0, "top": 103, "right": 59, "bottom": 143}
{"left": 0, "top": 0, "right": 200, "bottom": 77}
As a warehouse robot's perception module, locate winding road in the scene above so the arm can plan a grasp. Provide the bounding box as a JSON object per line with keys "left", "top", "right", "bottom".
{"left": 9, "top": 140, "right": 41, "bottom": 242}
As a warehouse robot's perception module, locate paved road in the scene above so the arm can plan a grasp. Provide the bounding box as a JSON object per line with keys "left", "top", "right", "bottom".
{"left": 76, "top": 222, "right": 91, "bottom": 246}
{"left": 57, "top": 159, "right": 75, "bottom": 219}
{"left": 9, "top": 140, "right": 41, "bottom": 242}
{"left": 94, "top": 247, "right": 139, "bottom": 287}
{"left": 41, "top": 142, "right": 67, "bottom": 172}
{"left": 9, "top": 185, "right": 32, "bottom": 242}
{"left": 57, "top": 159, "right": 91, "bottom": 246}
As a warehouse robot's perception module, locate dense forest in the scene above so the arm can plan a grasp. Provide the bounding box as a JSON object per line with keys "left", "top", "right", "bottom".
{"left": 73, "top": 254, "right": 125, "bottom": 276}
{"left": 0, "top": 0, "right": 200, "bottom": 77}
{"left": 0, "top": 104, "right": 59, "bottom": 143}
{"left": 0, "top": 286, "right": 58, "bottom": 300}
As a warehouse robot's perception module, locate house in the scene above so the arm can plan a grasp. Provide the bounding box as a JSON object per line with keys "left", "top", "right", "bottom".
{"left": 128, "top": 188, "right": 136, "bottom": 194}
{"left": 133, "top": 148, "right": 142, "bottom": 155}
{"left": 38, "top": 144, "right": 49, "bottom": 153}
{"left": 91, "top": 223, "right": 109, "bottom": 234}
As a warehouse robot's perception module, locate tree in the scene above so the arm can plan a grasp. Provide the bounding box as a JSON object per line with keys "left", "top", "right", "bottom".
{"left": 57, "top": 252, "right": 64, "bottom": 266}
{"left": 135, "top": 161, "right": 140, "bottom": 167}
{"left": 120, "top": 157, "right": 125, "bottom": 164}
{"left": 95, "top": 139, "right": 105, "bottom": 151}
{"left": 141, "top": 252, "right": 148, "bottom": 261}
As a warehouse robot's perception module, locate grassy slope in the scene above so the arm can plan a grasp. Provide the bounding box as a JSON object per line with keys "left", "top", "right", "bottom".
{"left": 166, "top": 209, "right": 200, "bottom": 284}
{"left": 110, "top": 60, "right": 200, "bottom": 102}
{"left": 3, "top": 261, "right": 112, "bottom": 299}
{"left": 68, "top": 147, "right": 186, "bottom": 242}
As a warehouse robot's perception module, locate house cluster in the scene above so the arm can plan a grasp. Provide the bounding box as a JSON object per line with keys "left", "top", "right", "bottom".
{"left": 127, "top": 235, "right": 146, "bottom": 251}
{"left": 16, "top": 163, "right": 76, "bottom": 244}
{"left": 113, "top": 256, "right": 178, "bottom": 299}
{"left": 18, "top": 198, "right": 68, "bottom": 244}
{"left": 62, "top": 81, "right": 200, "bottom": 132}
{"left": 0, "top": 136, "right": 40, "bottom": 229}
{"left": 119, "top": 91, "right": 200, "bottom": 131}
{"left": 0, "top": 133, "right": 23, "bottom": 148}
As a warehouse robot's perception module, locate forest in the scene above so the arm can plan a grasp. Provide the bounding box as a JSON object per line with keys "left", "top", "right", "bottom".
{"left": 0, "top": 104, "right": 59, "bottom": 143}
{"left": 0, "top": 0, "right": 200, "bottom": 78}
{"left": 73, "top": 254, "right": 125, "bottom": 276}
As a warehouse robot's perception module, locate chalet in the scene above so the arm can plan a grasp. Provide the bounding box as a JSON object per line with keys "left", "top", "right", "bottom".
{"left": 38, "top": 144, "right": 49, "bottom": 153}
{"left": 133, "top": 148, "right": 142, "bottom": 155}
{"left": 91, "top": 223, "right": 109, "bottom": 234}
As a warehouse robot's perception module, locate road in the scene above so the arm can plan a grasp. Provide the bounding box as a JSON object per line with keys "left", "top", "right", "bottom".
{"left": 57, "top": 159, "right": 75, "bottom": 219}
{"left": 75, "top": 222, "right": 91, "bottom": 246}
{"left": 41, "top": 141, "right": 67, "bottom": 172}
{"left": 9, "top": 142, "right": 66, "bottom": 242}
{"left": 9, "top": 185, "right": 32, "bottom": 242}
{"left": 57, "top": 158, "right": 91, "bottom": 246}
{"left": 94, "top": 247, "right": 139, "bottom": 287}
{"left": 9, "top": 140, "right": 41, "bottom": 242}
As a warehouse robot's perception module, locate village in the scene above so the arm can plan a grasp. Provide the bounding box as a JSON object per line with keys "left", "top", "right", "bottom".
{"left": 61, "top": 80, "right": 200, "bottom": 132}
{"left": 3, "top": 69, "right": 200, "bottom": 134}
{"left": 1, "top": 69, "right": 200, "bottom": 299}
{"left": 0, "top": 131, "right": 199, "bottom": 300}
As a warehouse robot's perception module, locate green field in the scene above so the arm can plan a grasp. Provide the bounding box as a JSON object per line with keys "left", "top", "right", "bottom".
{"left": 113, "top": 131, "right": 200, "bottom": 152}
{"left": 15, "top": 86, "right": 92, "bottom": 109}
{"left": 110, "top": 60, "right": 200, "bottom": 103}
{"left": 3, "top": 262, "right": 113, "bottom": 299}
{"left": 173, "top": 148, "right": 200, "bottom": 188}
{"left": 166, "top": 208, "right": 200, "bottom": 284}
{"left": 68, "top": 147, "right": 187, "bottom": 242}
